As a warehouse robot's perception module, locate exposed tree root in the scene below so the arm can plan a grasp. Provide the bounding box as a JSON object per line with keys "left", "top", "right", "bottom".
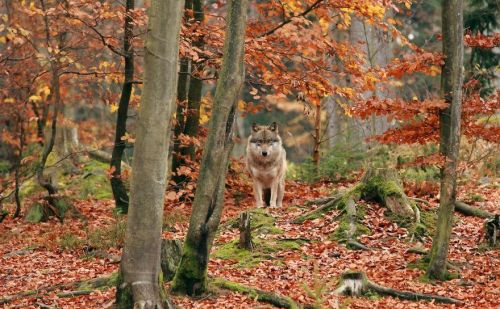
{"left": 455, "top": 201, "right": 493, "bottom": 218}
{"left": 296, "top": 168, "right": 418, "bottom": 224}
{"left": 345, "top": 198, "right": 369, "bottom": 250}
{"left": 294, "top": 193, "right": 343, "bottom": 224}
{"left": 334, "top": 272, "right": 463, "bottom": 304}
{"left": 296, "top": 168, "right": 424, "bottom": 243}
{"left": 212, "top": 278, "right": 314, "bottom": 309}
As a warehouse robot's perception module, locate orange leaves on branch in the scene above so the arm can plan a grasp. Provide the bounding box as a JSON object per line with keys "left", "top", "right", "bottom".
{"left": 464, "top": 32, "right": 500, "bottom": 49}
{"left": 387, "top": 52, "right": 444, "bottom": 78}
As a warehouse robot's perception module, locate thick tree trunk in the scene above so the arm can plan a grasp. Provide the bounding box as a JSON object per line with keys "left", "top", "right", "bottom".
{"left": 427, "top": 0, "right": 464, "bottom": 281}
{"left": 172, "top": 0, "right": 248, "bottom": 296}
{"left": 110, "top": 0, "right": 135, "bottom": 214}
{"left": 116, "top": 1, "right": 184, "bottom": 308}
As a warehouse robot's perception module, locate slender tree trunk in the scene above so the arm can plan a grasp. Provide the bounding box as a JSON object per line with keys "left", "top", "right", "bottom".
{"left": 110, "top": 0, "right": 135, "bottom": 214}
{"left": 181, "top": 0, "right": 204, "bottom": 160}
{"left": 312, "top": 103, "right": 321, "bottom": 169}
{"left": 427, "top": 0, "right": 464, "bottom": 281}
{"left": 13, "top": 116, "right": 23, "bottom": 218}
{"left": 172, "top": 0, "right": 193, "bottom": 183}
{"left": 116, "top": 0, "right": 184, "bottom": 307}
{"left": 172, "top": 0, "right": 204, "bottom": 185}
{"left": 172, "top": 0, "right": 248, "bottom": 296}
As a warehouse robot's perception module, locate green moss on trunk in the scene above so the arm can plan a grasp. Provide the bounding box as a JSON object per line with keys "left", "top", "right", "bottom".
{"left": 171, "top": 242, "right": 208, "bottom": 296}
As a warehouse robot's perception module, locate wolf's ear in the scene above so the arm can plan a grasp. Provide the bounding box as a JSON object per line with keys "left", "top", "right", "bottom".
{"left": 252, "top": 122, "right": 260, "bottom": 132}
{"left": 269, "top": 122, "right": 278, "bottom": 132}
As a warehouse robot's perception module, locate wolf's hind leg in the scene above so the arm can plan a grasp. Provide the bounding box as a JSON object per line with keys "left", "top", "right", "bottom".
{"left": 253, "top": 181, "right": 264, "bottom": 208}
{"left": 277, "top": 179, "right": 285, "bottom": 207}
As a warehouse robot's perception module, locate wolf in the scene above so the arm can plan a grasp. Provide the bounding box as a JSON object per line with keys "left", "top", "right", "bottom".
{"left": 245, "top": 122, "right": 287, "bottom": 208}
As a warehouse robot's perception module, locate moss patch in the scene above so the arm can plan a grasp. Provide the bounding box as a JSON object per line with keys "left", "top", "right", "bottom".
{"left": 213, "top": 238, "right": 303, "bottom": 268}
{"left": 215, "top": 209, "right": 305, "bottom": 268}
{"left": 78, "top": 160, "right": 113, "bottom": 200}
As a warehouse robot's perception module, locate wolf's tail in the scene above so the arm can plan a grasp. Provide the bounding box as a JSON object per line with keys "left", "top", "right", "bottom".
{"left": 263, "top": 188, "right": 271, "bottom": 207}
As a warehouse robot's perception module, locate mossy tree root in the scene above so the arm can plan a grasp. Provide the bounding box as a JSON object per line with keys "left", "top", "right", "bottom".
{"left": 294, "top": 192, "right": 345, "bottom": 224}
{"left": 296, "top": 168, "right": 423, "bottom": 241}
{"left": 455, "top": 201, "right": 493, "bottom": 218}
{"left": 345, "top": 198, "right": 369, "bottom": 250}
{"left": 334, "top": 272, "right": 463, "bottom": 304}
{"left": 212, "top": 278, "right": 314, "bottom": 309}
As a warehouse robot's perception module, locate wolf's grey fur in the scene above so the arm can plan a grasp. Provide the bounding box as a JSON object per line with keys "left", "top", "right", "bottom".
{"left": 245, "top": 122, "right": 287, "bottom": 208}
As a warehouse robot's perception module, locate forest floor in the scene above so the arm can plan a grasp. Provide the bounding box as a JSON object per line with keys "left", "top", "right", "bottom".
{"left": 0, "top": 167, "right": 499, "bottom": 308}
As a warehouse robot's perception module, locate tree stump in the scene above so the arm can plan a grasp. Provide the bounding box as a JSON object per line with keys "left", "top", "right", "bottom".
{"left": 239, "top": 211, "right": 254, "bottom": 250}
{"left": 360, "top": 167, "right": 414, "bottom": 218}
{"left": 296, "top": 167, "right": 417, "bottom": 224}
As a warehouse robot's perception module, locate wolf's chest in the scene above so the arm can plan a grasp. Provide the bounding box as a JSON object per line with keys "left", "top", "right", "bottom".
{"left": 250, "top": 165, "right": 279, "bottom": 184}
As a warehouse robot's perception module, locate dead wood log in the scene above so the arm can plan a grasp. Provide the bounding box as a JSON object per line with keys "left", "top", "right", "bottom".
{"left": 239, "top": 211, "right": 254, "bottom": 250}
{"left": 334, "top": 271, "right": 463, "bottom": 304}
{"left": 455, "top": 201, "right": 493, "bottom": 219}
{"left": 212, "top": 278, "right": 313, "bottom": 309}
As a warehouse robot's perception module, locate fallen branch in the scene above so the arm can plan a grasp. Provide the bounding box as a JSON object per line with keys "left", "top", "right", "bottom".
{"left": 455, "top": 201, "right": 493, "bottom": 218}
{"left": 334, "top": 272, "right": 463, "bottom": 304}
{"left": 212, "top": 278, "right": 313, "bottom": 308}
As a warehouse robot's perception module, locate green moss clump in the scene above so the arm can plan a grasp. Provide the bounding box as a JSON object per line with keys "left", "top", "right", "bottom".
{"left": 171, "top": 242, "right": 208, "bottom": 295}
{"left": 25, "top": 203, "right": 47, "bottom": 223}
{"left": 330, "top": 217, "right": 371, "bottom": 242}
{"left": 115, "top": 271, "right": 133, "bottom": 309}
{"left": 213, "top": 238, "right": 304, "bottom": 268}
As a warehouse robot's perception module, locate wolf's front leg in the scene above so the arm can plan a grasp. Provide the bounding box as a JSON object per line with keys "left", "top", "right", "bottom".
{"left": 277, "top": 178, "right": 285, "bottom": 207}
{"left": 253, "top": 181, "right": 264, "bottom": 208}
{"left": 269, "top": 181, "right": 279, "bottom": 208}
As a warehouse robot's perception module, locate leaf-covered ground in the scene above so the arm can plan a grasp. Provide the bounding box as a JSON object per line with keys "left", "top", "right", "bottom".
{"left": 0, "top": 177, "right": 498, "bottom": 308}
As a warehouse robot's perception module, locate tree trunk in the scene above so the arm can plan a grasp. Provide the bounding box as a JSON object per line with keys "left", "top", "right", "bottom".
{"left": 171, "top": 0, "right": 193, "bottom": 184}
{"left": 312, "top": 103, "right": 321, "bottom": 170}
{"left": 181, "top": 0, "right": 204, "bottom": 160}
{"left": 172, "top": 0, "right": 248, "bottom": 296}
{"left": 172, "top": 0, "right": 204, "bottom": 185}
{"left": 116, "top": 1, "right": 184, "bottom": 308}
{"left": 427, "top": 0, "right": 464, "bottom": 281}
{"left": 238, "top": 211, "right": 253, "bottom": 250}
{"left": 110, "top": 0, "right": 134, "bottom": 214}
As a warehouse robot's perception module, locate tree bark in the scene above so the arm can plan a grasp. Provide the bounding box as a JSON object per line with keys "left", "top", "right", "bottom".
{"left": 182, "top": 0, "right": 205, "bottom": 160}
{"left": 110, "top": 0, "right": 135, "bottom": 214}
{"left": 312, "top": 103, "right": 321, "bottom": 170}
{"left": 238, "top": 211, "right": 254, "bottom": 250}
{"left": 116, "top": 1, "right": 184, "bottom": 308}
{"left": 171, "top": 0, "right": 192, "bottom": 184}
{"left": 171, "top": 0, "right": 248, "bottom": 296}
{"left": 172, "top": 0, "right": 204, "bottom": 185}
{"left": 427, "top": 0, "right": 464, "bottom": 281}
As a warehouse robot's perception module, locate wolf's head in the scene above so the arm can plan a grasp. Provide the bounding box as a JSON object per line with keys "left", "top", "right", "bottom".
{"left": 247, "top": 122, "right": 282, "bottom": 160}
